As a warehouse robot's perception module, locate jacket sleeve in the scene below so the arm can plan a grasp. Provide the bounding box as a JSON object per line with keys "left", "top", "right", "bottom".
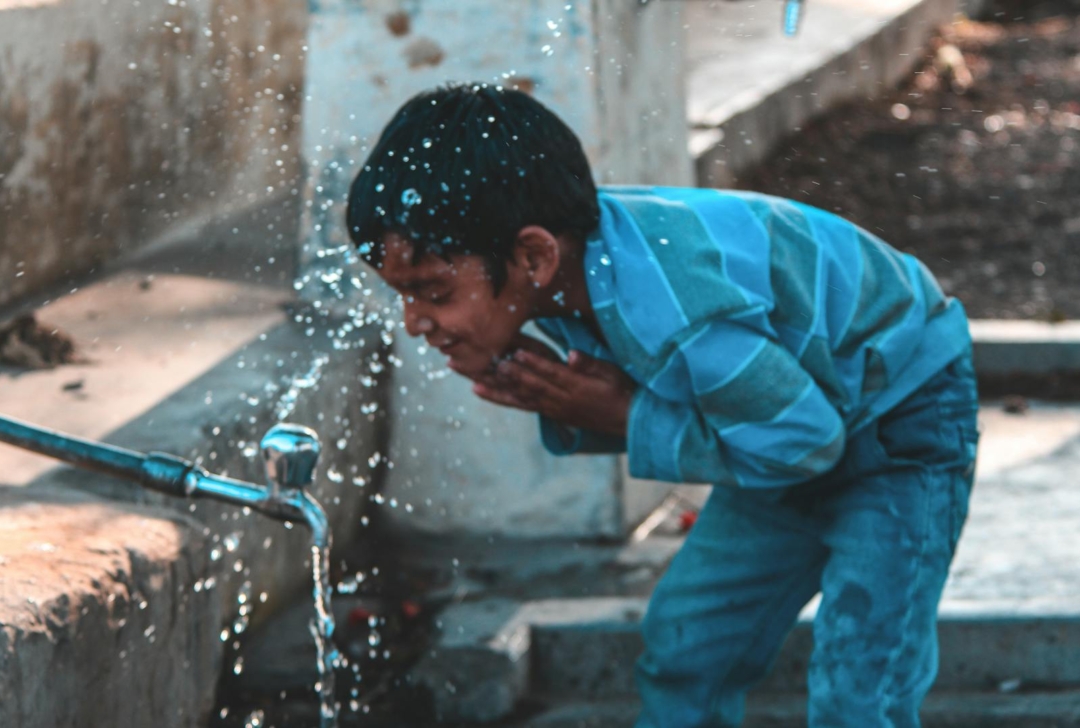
{"left": 626, "top": 317, "right": 846, "bottom": 487}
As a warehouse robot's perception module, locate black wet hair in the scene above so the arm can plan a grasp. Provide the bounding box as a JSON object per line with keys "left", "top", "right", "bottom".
{"left": 346, "top": 82, "right": 599, "bottom": 293}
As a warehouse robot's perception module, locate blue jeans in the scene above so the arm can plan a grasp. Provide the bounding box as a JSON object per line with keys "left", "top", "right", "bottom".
{"left": 635, "top": 354, "right": 980, "bottom": 728}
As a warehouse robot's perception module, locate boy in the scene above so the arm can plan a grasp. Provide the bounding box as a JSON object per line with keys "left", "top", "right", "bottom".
{"left": 346, "top": 83, "right": 979, "bottom": 727}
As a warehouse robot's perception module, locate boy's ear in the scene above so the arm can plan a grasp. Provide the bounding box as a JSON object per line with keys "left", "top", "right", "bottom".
{"left": 513, "top": 225, "right": 561, "bottom": 289}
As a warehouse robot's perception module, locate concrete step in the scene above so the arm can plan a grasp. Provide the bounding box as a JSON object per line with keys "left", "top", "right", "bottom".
{"left": 528, "top": 603, "right": 1080, "bottom": 699}
{"left": 972, "top": 321, "right": 1080, "bottom": 376}
{"left": 413, "top": 596, "right": 1080, "bottom": 721}
{"left": 514, "top": 691, "right": 1080, "bottom": 728}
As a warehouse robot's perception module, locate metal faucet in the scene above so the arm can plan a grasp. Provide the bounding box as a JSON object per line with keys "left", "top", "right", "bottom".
{"left": 0, "top": 415, "right": 330, "bottom": 541}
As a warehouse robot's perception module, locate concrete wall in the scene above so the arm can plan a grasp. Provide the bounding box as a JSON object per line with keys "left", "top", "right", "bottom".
{"left": 296, "top": 0, "right": 689, "bottom": 540}
{"left": 0, "top": 0, "right": 307, "bottom": 309}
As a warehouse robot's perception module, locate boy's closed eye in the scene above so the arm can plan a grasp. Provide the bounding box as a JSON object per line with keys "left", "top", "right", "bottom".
{"left": 401, "top": 286, "right": 450, "bottom": 305}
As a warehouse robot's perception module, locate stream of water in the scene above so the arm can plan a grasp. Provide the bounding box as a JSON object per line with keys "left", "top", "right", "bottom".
{"left": 310, "top": 540, "right": 340, "bottom": 728}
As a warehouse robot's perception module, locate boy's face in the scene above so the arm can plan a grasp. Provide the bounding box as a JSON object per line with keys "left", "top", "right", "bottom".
{"left": 376, "top": 232, "right": 532, "bottom": 378}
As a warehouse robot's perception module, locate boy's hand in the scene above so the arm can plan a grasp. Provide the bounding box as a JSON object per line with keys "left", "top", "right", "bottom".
{"left": 471, "top": 335, "right": 636, "bottom": 437}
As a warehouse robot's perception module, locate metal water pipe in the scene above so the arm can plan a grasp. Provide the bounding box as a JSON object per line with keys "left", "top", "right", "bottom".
{"left": 0, "top": 415, "right": 329, "bottom": 539}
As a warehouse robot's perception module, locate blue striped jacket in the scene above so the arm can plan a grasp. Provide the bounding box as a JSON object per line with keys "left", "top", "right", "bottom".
{"left": 535, "top": 186, "right": 971, "bottom": 488}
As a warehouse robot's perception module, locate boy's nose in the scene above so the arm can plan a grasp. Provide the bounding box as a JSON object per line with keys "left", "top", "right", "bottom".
{"left": 403, "top": 306, "right": 435, "bottom": 337}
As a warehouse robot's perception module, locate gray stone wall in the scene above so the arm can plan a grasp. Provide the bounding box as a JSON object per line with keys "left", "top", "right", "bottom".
{"left": 0, "top": 0, "right": 307, "bottom": 309}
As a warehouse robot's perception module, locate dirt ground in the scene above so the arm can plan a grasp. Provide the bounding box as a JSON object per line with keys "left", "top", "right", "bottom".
{"left": 738, "top": 1, "right": 1080, "bottom": 321}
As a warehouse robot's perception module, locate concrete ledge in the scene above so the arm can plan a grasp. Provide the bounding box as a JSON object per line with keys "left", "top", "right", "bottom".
{"left": 532, "top": 603, "right": 1080, "bottom": 697}
{"left": 417, "top": 597, "right": 1080, "bottom": 722}
{"left": 971, "top": 320, "right": 1080, "bottom": 375}
{"left": 410, "top": 598, "right": 648, "bottom": 723}
{"left": 520, "top": 691, "right": 1080, "bottom": 728}
{"left": 0, "top": 484, "right": 218, "bottom": 727}
{"left": 410, "top": 598, "right": 532, "bottom": 723}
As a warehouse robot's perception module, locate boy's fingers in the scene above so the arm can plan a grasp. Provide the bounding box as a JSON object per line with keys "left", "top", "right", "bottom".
{"left": 499, "top": 360, "right": 560, "bottom": 401}
{"left": 569, "top": 350, "right": 632, "bottom": 387}
{"left": 473, "top": 382, "right": 536, "bottom": 412}
{"left": 470, "top": 371, "right": 501, "bottom": 389}
{"left": 512, "top": 350, "right": 576, "bottom": 387}
{"left": 508, "top": 332, "right": 560, "bottom": 362}
{"left": 568, "top": 350, "right": 605, "bottom": 374}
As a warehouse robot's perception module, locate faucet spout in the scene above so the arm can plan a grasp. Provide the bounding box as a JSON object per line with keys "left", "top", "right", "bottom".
{"left": 186, "top": 467, "right": 328, "bottom": 533}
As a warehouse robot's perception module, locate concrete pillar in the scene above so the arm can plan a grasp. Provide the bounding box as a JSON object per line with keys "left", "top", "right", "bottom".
{"left": 298, "top": 0, "right": 690, "bottom": 539}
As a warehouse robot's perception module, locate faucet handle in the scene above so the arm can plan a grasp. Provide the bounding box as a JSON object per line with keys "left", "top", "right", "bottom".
{"left": 261, "top": 423, "right": 321, "bottom": 495}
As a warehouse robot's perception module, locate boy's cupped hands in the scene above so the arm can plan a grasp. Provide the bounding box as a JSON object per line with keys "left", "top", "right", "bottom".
{"left": 465, "top": 333, "right": 636, "bottom": 437}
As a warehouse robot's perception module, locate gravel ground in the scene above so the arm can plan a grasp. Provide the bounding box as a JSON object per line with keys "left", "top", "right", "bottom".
{"left": 738, "top": 3, "right": 1080, "bottom": 321}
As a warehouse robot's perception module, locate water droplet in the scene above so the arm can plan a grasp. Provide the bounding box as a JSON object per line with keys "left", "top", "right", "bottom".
{"left": 541, "top": 44, "right": 554, "bottom": 56}
{"left": 422, "top": 138, "right": 433, "bottom": 148}
{"left": 599, "top": 254, "right": 612, "bottom": 266}
{"left": 401, "top": 188, "right": 422, "bottom": 207}
{"left": 658, "top": 238, "right": 669, "bottom": 245}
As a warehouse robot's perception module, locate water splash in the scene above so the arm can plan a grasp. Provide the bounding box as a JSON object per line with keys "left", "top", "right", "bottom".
{"left": 275, "top": 352, "right": 331, "bottom": 421}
